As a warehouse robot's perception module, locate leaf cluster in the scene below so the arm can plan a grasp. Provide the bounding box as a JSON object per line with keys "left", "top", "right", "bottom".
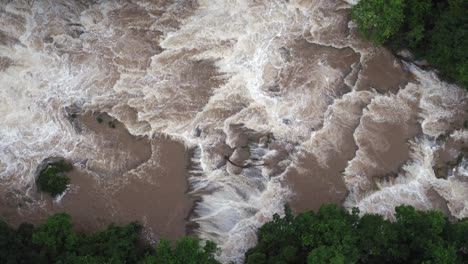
{"left": 352, "top": 0, "right": 468, "bottom": 89}
{"left": 0, "top": 213, "right": 220, "bottom": 264}
{"left": 36, "top": 160, "right": 73, "bottom": 197}
{"left": 245, "top": 204, "right": 468, "bottom": 263}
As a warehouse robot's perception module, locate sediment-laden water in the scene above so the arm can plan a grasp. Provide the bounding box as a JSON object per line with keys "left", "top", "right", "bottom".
{"left": 0, "top": 0, "right": 466, "bottom": 262}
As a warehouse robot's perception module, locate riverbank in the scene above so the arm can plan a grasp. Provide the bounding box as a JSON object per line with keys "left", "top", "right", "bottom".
{"left": 0, "top": 111, "right": 193, "bottom": 242}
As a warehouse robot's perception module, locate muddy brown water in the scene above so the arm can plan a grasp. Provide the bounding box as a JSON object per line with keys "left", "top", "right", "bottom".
{"left": 0, "top": 1, "right": 467, "bottom": 262}
{"left": 0, "top": 112, "right": 193, "bottom": 241}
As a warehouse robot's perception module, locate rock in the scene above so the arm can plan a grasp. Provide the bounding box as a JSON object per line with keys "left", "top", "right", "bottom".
{"left": 259, "top": 136, "right": 269, "bottom": 147}
{"left": 34, "top": 157, "right": 66, "bottom": 180}
{"left": 64, "top": 104, "right": 82, "bottom": 133}
{"left": 279, "top": 47, "right": 291, "bottom": 62}
{"left": 43, "top": 36, "right": 54, "bottom": 43}
{"left": 415, "top": 59, "right": 429, "bottom": 66}
{"left": 268, "top": 83, "right": 281, "bottom": 92}
{"left": 397, "top": 49, "right": 414, "bottom": 60}
{"left": 70, "top": 29, "right": 84, "bottom": 38}
{"left": 193, "top": 126, "right": 202, "bottom": 137}
{"left": 226, "top": 148, "right": 250, "bottom": 175}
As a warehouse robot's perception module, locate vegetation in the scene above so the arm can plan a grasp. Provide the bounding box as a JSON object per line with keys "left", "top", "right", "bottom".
{"left": 245, "top": 204, "right": 468, "bottom": 264}
{"left": 0, "top": 213, "right": 220, "bottom": 264}
{"left": 352, "top": 0, "right": 468, "bottom": 89}
{"left": 141, "top": 237, "right": 219, "bottom": 264}
{"left": 351, "top": 0, "right": 405, "bottom": 45}
{"left": 36, "top": 160, "right": 73, "bottom": 197}
{"left": 2, "top": 205, "right": 466, "bottom": 263}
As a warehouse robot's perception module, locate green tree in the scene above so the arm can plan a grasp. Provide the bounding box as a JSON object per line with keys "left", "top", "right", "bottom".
{"left": 142, "top": 237, "right": 220, "bottom": 264}
{"left": 394, "top": 206, "right": 457, "bottom": 263}
{"left": 245, "top": 204, "right": 468, "bottom": 263}
{"left": 425, "top": 0, "right": 468, "bottom": 87}
{"left": 0, "top": 213, "right": 221, "bottom": 264}
{"left": 446, "top": 218, "right": 468, "bottom": 260}
{"left": 352, "top": 0, "right": 405, "bottom": 44}
{"left": 36, "top": 160, "right": 73, "bottom": 197}
{"left": 245, "top": 252, "right": 266, "bottom": 264}
{"left": 386, "top": 0, "right": 432, "bottom": 50}
{"left": 75, "top": 222, "right": 144, "bottom": 263}
{"left": 245, "top": 205, "right": 311, "bottom": 263}
{"left": 352, "top": 0, "right": 468, "bottom": 89}
{"left": 356, "top": 213, "right": 399, "bottom": 263}
{"left": 302, "top": 205, "right": 359, "bottom": 263}
{"left": 32, "top": 213, "right": 77, "bottom": 262}
{"left": 307, "top": 246, "right": 345, "bottom": 264}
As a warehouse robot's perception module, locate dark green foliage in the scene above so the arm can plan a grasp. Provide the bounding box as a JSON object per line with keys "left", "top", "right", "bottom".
{"left": 75, "top": 222, "right": 145, "bottom": 264}
{"left": 245, "top": 204, "right": 467, "bottom": 263}
{"left": 352, "top": 0, "right": 468, "bottom": 89}
{"left": 422, "top": 0, "right": 468, "bottom": 88}
{"left": 302, "top": 205, "right": 359, "bottom": 262}
{"left": 108, "top": 121, "right": 116, "bottom": 128}
{"left": 0, "top": 221, "right": 42, "bottom": 264}
{"left": 447, "top": 218, "right": 468, "bottom": 260}
{"left": 32, "top": 213, "right": 78, "bottom": 262}
{"left": 245, "top": 253, "right": 266, "bottom": 264}
{"left": 142, "top": 237, "right": 220, "bottom": 264}
{"left": 0, "top": 213, "right": 221, "bottom": 264}
{"left": 355, "top": 213, "right": 399, "bottom": 262}
{"left": 245, "top": 205, "right": 310, "bottom": 263}
{"left": 351, "top": 0, "right": 405, "bottom": 45}
{"left": 36, "top": 160, "right": 73, "bottom": 197}
{"left": 386, "top": 0, "right": 433, "bottom": 50}
{"left": 96, "top": 116, "right": 103, "bottom": 123}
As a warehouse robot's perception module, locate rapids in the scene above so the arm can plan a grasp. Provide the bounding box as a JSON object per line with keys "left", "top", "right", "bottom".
{"left": 0, "top": 0, "right": 466, "bottom": 262}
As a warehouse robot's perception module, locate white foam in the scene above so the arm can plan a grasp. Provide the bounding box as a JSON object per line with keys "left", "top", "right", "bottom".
{"left": 1, "top": 1, "right": 467, "bottom": 263}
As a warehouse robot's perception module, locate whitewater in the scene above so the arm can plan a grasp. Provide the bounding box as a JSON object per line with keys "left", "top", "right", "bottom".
{"left": 0, "top": 0, "right": 467, "bottom": 262}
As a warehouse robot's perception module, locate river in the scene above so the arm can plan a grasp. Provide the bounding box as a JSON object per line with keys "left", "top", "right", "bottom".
{"left": 0, "top": 0, "right": 467, "bottom": 263}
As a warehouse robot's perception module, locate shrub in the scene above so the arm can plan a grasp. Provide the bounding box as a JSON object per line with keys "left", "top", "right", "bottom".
{"left": 245, "top": 204, "right": 468, "bottom": 263}
{"left": 36, "top": 160, "right": 72, "bottom": 197}
{"left": 352, "top": 0, "right": 468, "bottom": 89}
{"left": 0, "top": 214, "right": 221, "bottom": 264}
{"left": 351, "top": 0, "right": 405, "bottom": 45}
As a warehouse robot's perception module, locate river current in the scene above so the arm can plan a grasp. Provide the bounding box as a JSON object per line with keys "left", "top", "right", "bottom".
{"left": 0, "top": 0, "right": 467, "bottom": 262}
